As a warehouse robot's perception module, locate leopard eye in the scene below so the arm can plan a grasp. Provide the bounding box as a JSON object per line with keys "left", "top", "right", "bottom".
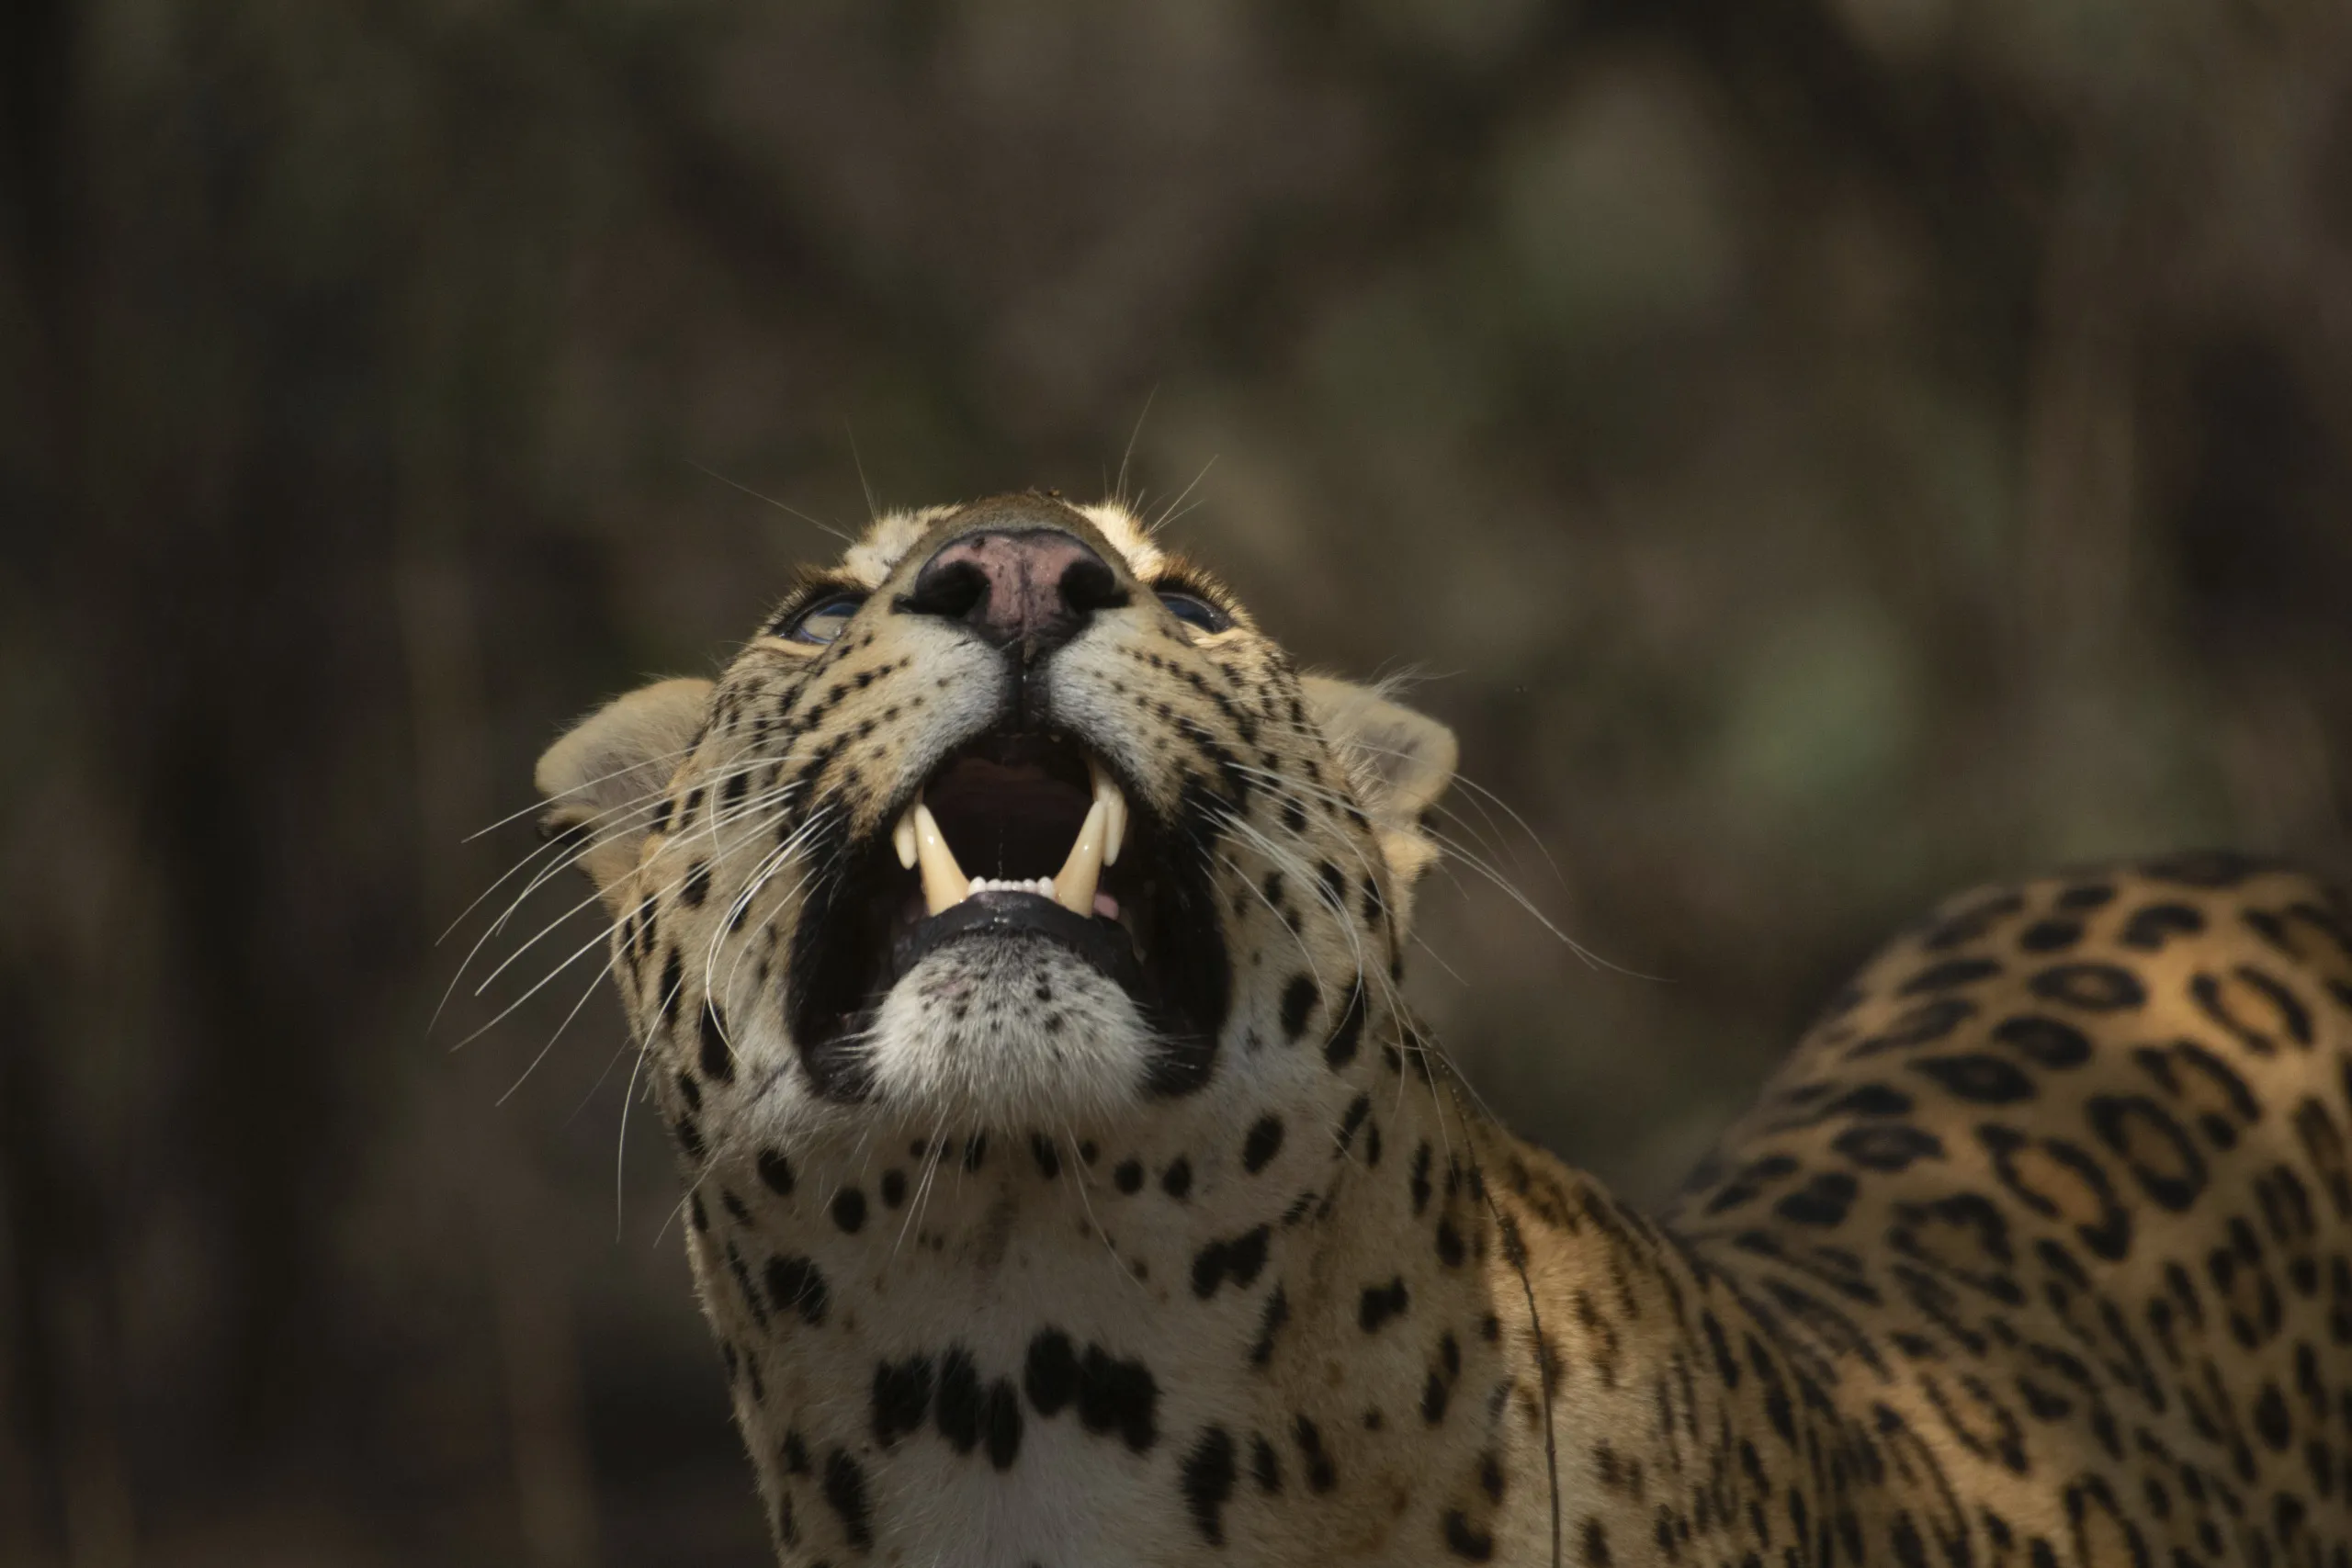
{"left": 1158, "top": 590, "right": 1230, "bottom": 638}
{"left": 785, "top": 592, "right": 865, "bottom": 645}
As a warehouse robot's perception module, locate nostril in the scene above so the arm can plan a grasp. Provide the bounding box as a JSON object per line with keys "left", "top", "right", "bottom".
{"left": 1059, "top": 556, "right": 1125, "bottom": 615}
{"left": 903, "top": 558, "right": 989, "bottom": 621}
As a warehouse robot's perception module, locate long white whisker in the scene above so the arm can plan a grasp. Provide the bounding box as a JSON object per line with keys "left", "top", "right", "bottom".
{"left": 449, "top": 834, "right": 740, "bottom": 1055}
{"left": 615, "top": 1041, "right": 648, "bottom": 1241}
{"left": 1114, "top": 387, "right": 1157, "bottom": 510}
{"left": 846, "top": 423, "right": 880, "bottom": 523}
{"left": 565, "top": 1033, "right": 642, "bottom": 1128}
{"left": 432, "top": 753, "right": 786, "bottom": 1032}
{"left": 466, "top": 874, "right": 631, "bottom": 1004}
{"left": 458, "top": 758, "right": 813, "bottom": 1022}
{"left": 434, "top": 780, "right": 695, "bottom": 1022}
{"left": 1151, "top": 456, "right": 1216, "bottom": 532}
{"left": 1225, "top": 740, "right": 1652, "bottom": 980}
{"left": 1410, "top": 928, "right": 1468, "bottom": 986}
{"left": 898, "top": 1119, "right": 952, "bottom": 1262}
{"left": 461, "top": 737, "right": 707, "bottom": 844}
{"left": 691, "top": 459, "right": 852, "bottom": 544}
{"left": 498, "top": 942, "right": 627, "bottom": 1106}
{"left": 700, "top": 805, "right": 838, "bottom": 1056}
{"left": 1063, "top": 1129, "right": 1145, "bottom": 1289}
{"left": 453, "top": 914, "right": 629, "bottom": 1051}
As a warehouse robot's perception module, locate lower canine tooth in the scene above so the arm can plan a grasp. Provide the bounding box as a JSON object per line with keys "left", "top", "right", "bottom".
{"left": 1053, "top": 797, "right": 1109, "bottom": 917}
{"left": 912, "top": 801, "right": 969, "bottom": 916}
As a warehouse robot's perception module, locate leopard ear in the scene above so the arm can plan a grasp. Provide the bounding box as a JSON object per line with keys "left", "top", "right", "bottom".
{"left": 535, "top": 678, "right": 714, "bottom": 910}
{"left": 1300, "top": 675, "right": 1456, "bottom": 933}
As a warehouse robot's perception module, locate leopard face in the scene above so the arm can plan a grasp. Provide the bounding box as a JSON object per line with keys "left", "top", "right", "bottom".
{"left": 537, "top": 490, "right": 1453, "bottom": 1203}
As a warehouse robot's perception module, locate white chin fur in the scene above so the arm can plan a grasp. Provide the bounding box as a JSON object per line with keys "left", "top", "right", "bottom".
{"left": 860, "top": 937, "right": 1150, "bottom": 1124}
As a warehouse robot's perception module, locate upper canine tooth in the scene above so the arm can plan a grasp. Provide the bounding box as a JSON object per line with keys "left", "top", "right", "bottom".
{"left": 1053, "top": 797, "right": 1109, "bottom": 917}
{"left": 893, "top": 807, "right": 919, "bottom": 871}
{"left": 912, "top": 800, "right": 969, "bottom": 916}
{"left": 1089, "top": 757, "right": 1127, "bottom": 866}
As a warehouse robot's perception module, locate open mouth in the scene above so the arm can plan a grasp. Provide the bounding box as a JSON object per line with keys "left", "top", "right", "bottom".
{"left": 785, "top": 729, "right": 1230, "bottom": 1100}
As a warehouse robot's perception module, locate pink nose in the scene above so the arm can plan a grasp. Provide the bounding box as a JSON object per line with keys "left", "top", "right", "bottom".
{"left": 903, "top": 528, "right": 1125, "bottom": 656}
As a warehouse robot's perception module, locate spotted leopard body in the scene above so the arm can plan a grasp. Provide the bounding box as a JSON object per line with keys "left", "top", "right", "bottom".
{"left": 534, "top": 496, "right": 2352, "bottom": 1567}
{"left": 1666, "top": 855, "right": 2352, "bottom": 1568}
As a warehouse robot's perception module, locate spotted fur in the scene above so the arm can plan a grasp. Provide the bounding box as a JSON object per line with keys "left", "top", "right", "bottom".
{"left": 536, "top": 496, "right": 2352, "bottom": 1567}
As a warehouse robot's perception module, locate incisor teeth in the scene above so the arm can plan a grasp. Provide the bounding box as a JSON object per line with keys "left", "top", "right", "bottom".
{"left": 893, "top": 808, "right": 919, "bottom": 871}
{"left": 1053, "top": 796, "right": 1110, "bottom": 917}
{"left": 968, "top": 876, "right": 1055, "bottom": 896}
{"left": 911, "top": 800, "right": 969, "bottom": 916}
{"left": 1089, "top": 757, "right": 1126, "bottom": 866}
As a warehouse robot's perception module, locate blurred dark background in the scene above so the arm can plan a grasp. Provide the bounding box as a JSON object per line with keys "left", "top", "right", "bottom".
{"left": 5, "top": 0, "right": 2350, "bottom": 1562}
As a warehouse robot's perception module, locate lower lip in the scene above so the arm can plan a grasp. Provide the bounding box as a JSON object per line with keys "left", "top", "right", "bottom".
{"left": 889, "top": 889, "right": 1145, "bottom": 993}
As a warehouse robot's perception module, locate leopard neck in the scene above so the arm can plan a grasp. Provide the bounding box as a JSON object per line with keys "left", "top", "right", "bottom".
{"left": 1457, "top": 1101, "right": 1877, "bottom": 1568}
{"left": 685, "top": 1009, "right": 1849, "bottom": 1565}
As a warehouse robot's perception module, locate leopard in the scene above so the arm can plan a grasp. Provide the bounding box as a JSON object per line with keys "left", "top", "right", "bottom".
{"left": 533, "top": 491, "right": 2352, "bottom": 1567}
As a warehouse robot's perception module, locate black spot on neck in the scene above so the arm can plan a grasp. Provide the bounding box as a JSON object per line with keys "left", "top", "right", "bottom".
{"left": 821, "top": 1450, "right": 872, "bottom": 1550}
{"left": 1243, "top": 1115, "right": 1285, "bottom": 1174}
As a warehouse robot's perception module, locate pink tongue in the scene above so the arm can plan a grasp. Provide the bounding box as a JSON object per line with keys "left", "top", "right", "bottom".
{"left": 1093, "top": 892, "right": 1120, "bottom": 920}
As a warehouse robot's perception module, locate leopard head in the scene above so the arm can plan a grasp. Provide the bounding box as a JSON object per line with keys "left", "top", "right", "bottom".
{"left": 537, "top": 491, "right": 1454, "bottom": 1181}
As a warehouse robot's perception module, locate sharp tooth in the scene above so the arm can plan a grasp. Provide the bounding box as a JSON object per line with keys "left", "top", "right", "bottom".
{"left": 1053, "top": 797, "right": 1109, "bottom": 917}
{"left": 912, "top": 800, "right": 969, "bottom": 916}
{"left": 893, "top": 807, "right": 919, "bottom": 871}
{"left": 1089, "top": 757, "right": 1127, "bottom": 866}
